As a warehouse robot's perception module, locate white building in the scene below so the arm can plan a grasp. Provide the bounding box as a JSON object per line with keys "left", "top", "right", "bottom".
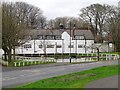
{"left": 0, "top": 49, "right": 4, "bottom": 59}
{"left": 15, "top": 29, "right": 94, "bottom": 55}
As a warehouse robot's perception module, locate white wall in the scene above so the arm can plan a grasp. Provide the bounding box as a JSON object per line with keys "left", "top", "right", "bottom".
{"left": 93, "top": 43, "right": 114, "bottom": 52}
{"left": 62, "top": 31, "right": 71, "bottom": 54}
{"left": 15, "top": 31, "right": 94, "bottom": 54}
{"left": 45, "top": 40, "right": 63, "bottom": 54}
{"left": 16, "top": 40, "right": 63, "bottom": 54}
{"left": 62, "top": 31, "right": 94, "bottom": 54}
{"left": 0, "top": 49, "right": 4, "bottom": 58}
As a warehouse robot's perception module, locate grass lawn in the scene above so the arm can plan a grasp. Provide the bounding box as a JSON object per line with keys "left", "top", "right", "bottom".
{"left": 100, "top": 52, "right": 120, "bottom": 55}
{"left": 17, "top": 64, "right": 119, "bottom": 88}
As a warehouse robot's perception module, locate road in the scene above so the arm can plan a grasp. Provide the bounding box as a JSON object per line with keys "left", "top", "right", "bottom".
{"left": 2, "top": 60, "right": 119, "bottom": 88}
{"left": 85, "top": 75, "right": 119, "bottom": 88}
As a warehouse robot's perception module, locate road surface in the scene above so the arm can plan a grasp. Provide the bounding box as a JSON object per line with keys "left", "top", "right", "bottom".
{"left": 2, "top": 60, "right": 119, "bottom": 88}
{"left": 85, "top": 75, "right": 119, "bottom": 88}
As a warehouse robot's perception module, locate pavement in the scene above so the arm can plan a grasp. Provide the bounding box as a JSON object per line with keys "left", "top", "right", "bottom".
{"left": 2, "top": 60, "right": 119, "bottom": 88}
{"left": 85, "top": 75, "right": 119, "bottom": 88}
{"left": 2, "top": 62, "right": 72, "bottom": 72}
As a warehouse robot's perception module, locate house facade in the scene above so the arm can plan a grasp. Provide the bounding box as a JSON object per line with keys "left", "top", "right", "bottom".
{"left": 15, "top": 29, "right": 94, "bottom": 55}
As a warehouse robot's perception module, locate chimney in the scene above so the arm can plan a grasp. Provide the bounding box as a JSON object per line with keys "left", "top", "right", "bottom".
{"left": 72, "top": 29, "right": 75, "bottom": 39}
{"left": 72, "top": 24, "right": 76, "bottom": 39}
{"left": 59, "top": 23, "right": 64, "bottom": 32}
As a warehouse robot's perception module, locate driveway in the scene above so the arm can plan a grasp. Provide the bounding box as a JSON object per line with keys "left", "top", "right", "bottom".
{"left": 2, "top": 60, "right": 119, "bottom": 88}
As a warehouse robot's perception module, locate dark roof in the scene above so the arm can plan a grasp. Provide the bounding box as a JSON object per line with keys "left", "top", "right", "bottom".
{"left": 66, "top": 29, "right": 94, "bottom": 40}
{"left": 29, "top": 29, "right": 94, "bottom": 40}
{"left": 29, "top": 29, "right": 63, "bottom": 36}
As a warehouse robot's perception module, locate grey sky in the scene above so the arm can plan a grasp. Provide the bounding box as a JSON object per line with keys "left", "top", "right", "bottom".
{"left": 5, "top": 0, "right": 119, "bottom": 19}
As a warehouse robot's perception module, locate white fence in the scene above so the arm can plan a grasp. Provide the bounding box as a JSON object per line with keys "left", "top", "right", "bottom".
{"left": 0, "top": 57, "right": 56, "bottom": 67}
{"left": 14, "top": 58, "right": 55, "bottom": 67}
{"left": 0, "top": 54, "right": 119, "bottom": 67}
{"left": 100, "top": 54, "right": 119, "bottom": 60}
{"left": 0, "top": 60, "right": 8, "bottom": 66}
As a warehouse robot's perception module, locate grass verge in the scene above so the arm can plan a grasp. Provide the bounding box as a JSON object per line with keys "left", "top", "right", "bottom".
{"left": 100, "top": 52, "right": 120, "bottom": 55}
{"left": 17, "top": 64, "right": 119, "bottom": 88}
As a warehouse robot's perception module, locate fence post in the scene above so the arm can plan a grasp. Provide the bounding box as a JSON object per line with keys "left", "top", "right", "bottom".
{"left": 6, "top": 62, "right": 8, "bottom": 66}
{"left": 91, "top": 53, "right": 93, "bottom": 57}
{"left": 117, "top": 55, "right": 119, "bottom": 60}
{"left": 27, "top": 61, "right": 29, "bottom": 65}
{"left": 102, "top": 54, "right": 104, "bottom": 60}
{"left": 23, "top": 62, "right": 25, "bottom": 66}
{"left": 90, "top": 58, "right": 92, "bottom": 61}
{"left": 18, "top": 62, "right": 20, "bottom": 67}
{"left": 41, "top": 60, "right": 43, "bottom": 64}
{"left": 106, "top": 54, "right": 108, "bottom": 60}
{"left": 113, "top": 55, "right": 115, "bottom": 60}
{"left": 36, "top": 61, "right": 38, "bottom": 65}
{"left": 14, "top": 62, "right": 16, "bottom": 67}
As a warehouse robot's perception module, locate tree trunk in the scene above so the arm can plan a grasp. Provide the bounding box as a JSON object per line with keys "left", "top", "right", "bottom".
{"left": 4, "top": 51, "right": 7, "bottom": 61}
{"left": 7, "top": 50, "right": 12, "bottom": 62}
{"left": 13, "top": 46, "right": 15, "bottom": 60}
{"left": 115, "top": 44, "right": 120, "bottom": 52}
{"left": 45, "top": 49, "right": 47, "bottom": 59}
{"left": 97, "top": 48, "right": 99, "bottom": 61}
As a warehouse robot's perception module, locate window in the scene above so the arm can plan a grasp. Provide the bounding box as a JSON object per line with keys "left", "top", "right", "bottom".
{"left": 68, "top": 45, "right": 74, "bottom": 48}
{"left": 55, "top": 35, "right": 61, "bottom": 39}
{"left": 24, "top": 44, "right": 31, "bottom": 48}
{"left": 39, "top": 45, "right": 42, "bottom": 48}
{"left": 37, "top": 35, "right": 43, "bottom": 39}
{"left": 46, "top": 35, "right": 55, "bottom": 40}
{"left": 47, "top": 45, "right": 54, "bottom": 48}
{"left": 56, "top": 45, "right": 62, "bottom": 48}
{"left": 75, "top": 35, "right": 84, "bottom": 39}
{"left": 78, "top": 45, "right": 83, "bottom": 48}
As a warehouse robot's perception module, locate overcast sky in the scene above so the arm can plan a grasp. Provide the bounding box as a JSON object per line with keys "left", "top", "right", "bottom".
{"left": 5, "top": 0, "right": 119, "bottom": 19}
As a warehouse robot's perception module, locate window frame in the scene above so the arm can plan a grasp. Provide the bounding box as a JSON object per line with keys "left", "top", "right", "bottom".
{"left": 75, "top": 35, "right": 85, "bottom": 40}
{"left": 46, "top": 35, "right": 55, "bottom": 40}
{"left": 39, "top": 45, "right": 42, "bottom": 48}
{"left": 23, "top": 44, "right": 32, "bottom": 48}
{"left": 78, "top": 45, "right": 85, "bottom": 48}
{"left": 55, "top": 35, "right": 61, "bottom": 40}
{"left": 47, "top": 44, "right": 54, "bottom": 48}
{"left": 68, "top": 45, "right": 74, "bottom": 48}
{"left": 56, "top": 45, "right": 62, "bottom": 48}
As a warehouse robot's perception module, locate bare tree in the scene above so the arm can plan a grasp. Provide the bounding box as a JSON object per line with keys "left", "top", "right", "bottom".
{"left": 2, "top": 2, "right": 44, "bottom": 62}
{"left": 14, "top": 2, "right": 44, "bottom": 29}
{"left": 37, "top": 15, "right": 47, "bottom": 29}
{"left": 79, "top": 4, "right": 115, "bottom": 43}
{"left": 100, "top": 2, "right": 119, "bottom": 52}
{"left": 48, "top": 16, "right": 88, "bottom": 29}
{"left": 48, "top": 19, "right": 54, "bottom": 29}
{"left": 53, "top": 17, "right": 68, "bottom": 29}
{"left": 106, "top": 6, "right": 120, "bottom": 51}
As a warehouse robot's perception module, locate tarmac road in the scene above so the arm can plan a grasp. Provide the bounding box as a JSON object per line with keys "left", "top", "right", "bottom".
{"left": 85, "top": 75, "right": 119, "bottom": 88}
{"left": 2, "top": 60, "right": 119, "bottom": 88}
